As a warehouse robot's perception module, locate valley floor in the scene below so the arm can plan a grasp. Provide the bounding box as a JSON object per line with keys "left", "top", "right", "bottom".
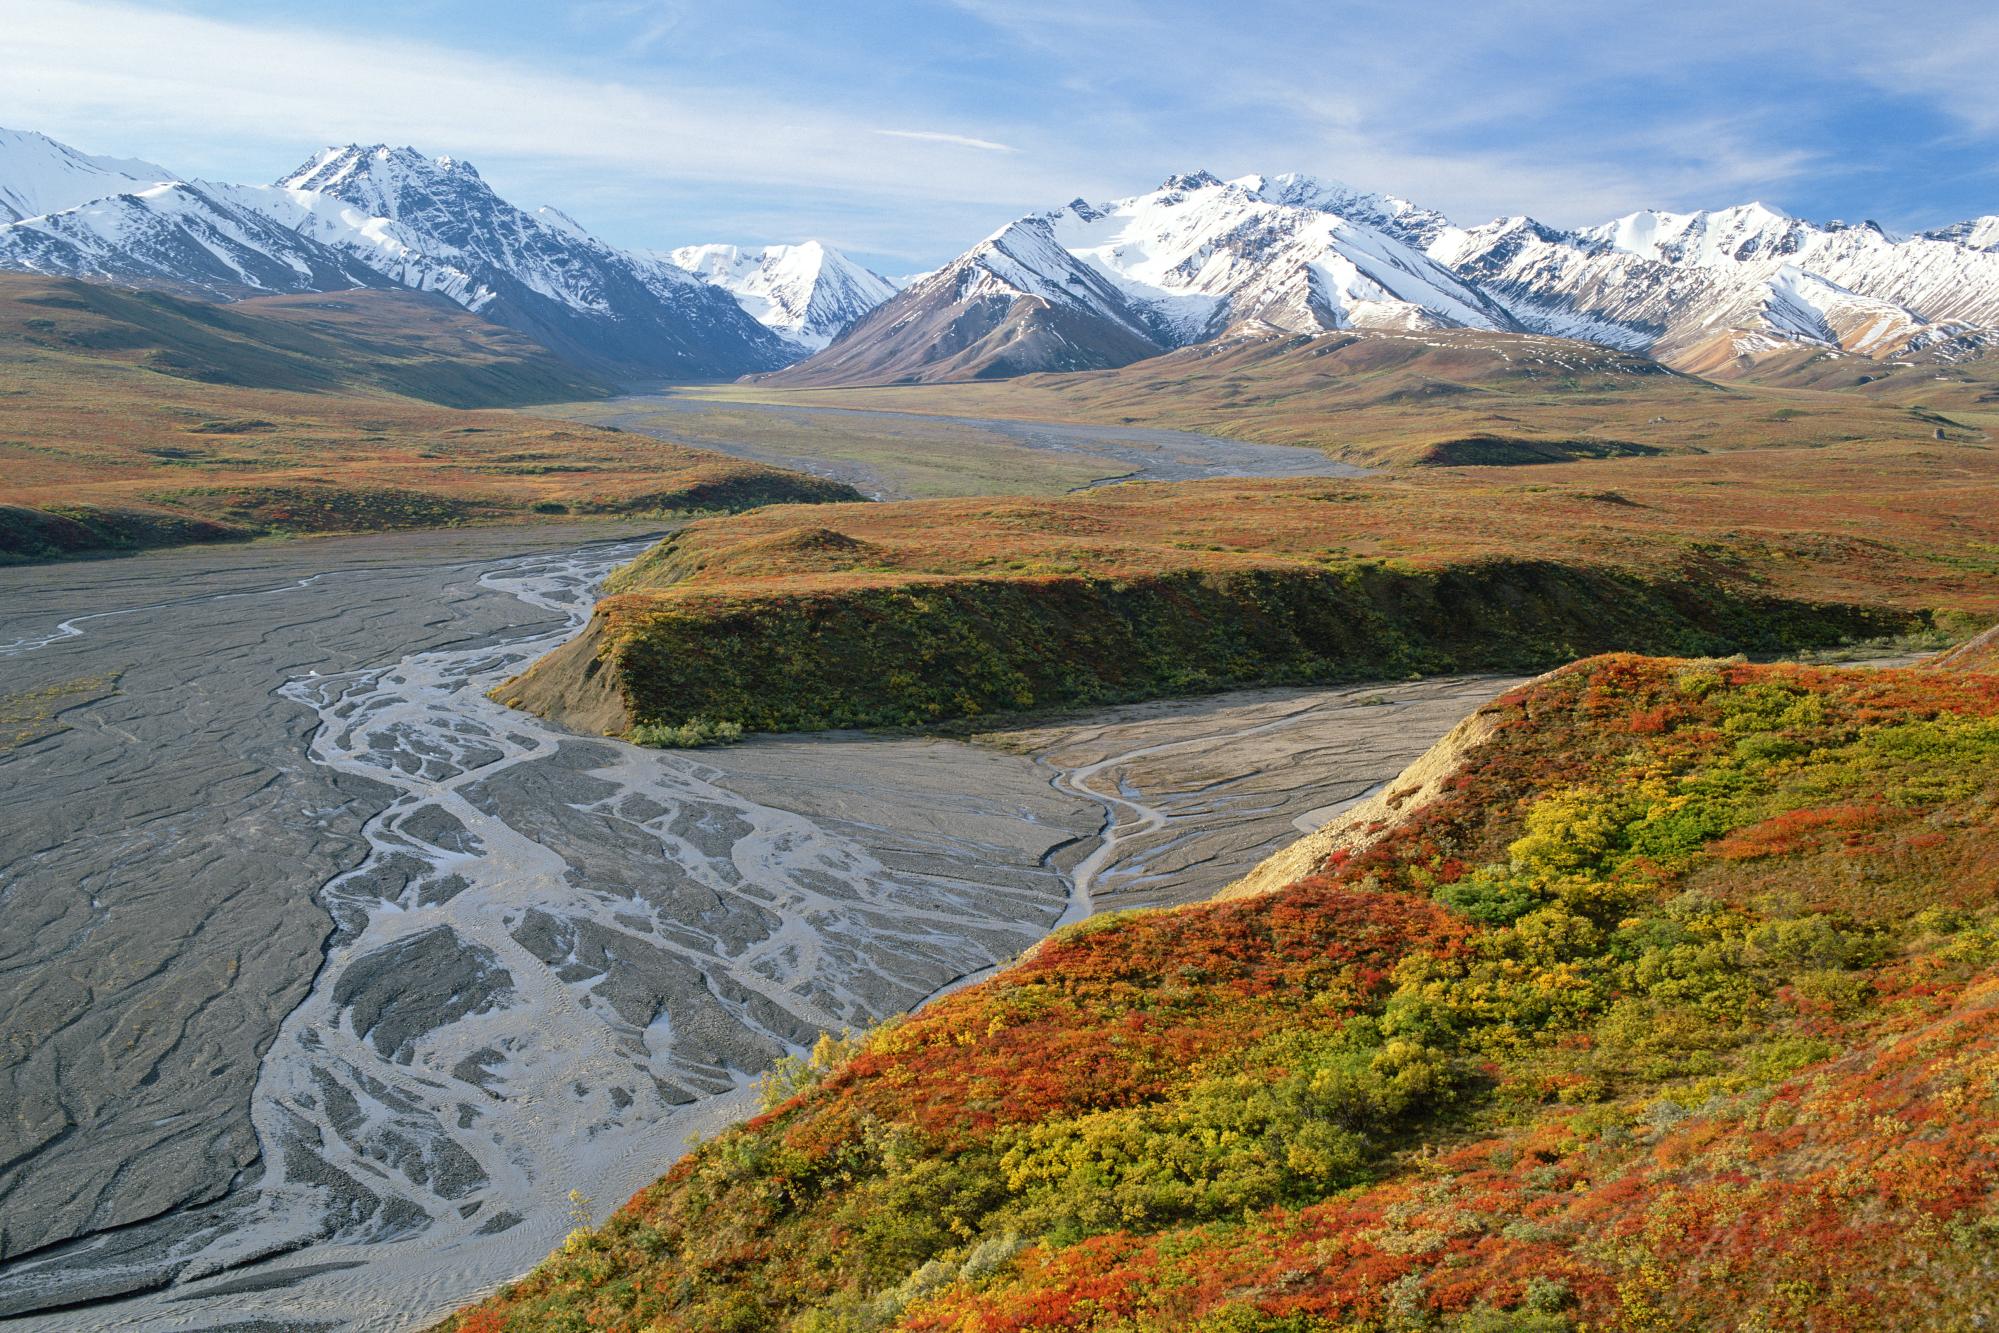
{"left": 543, "top": 392, "right": 1365, "bottom": 500}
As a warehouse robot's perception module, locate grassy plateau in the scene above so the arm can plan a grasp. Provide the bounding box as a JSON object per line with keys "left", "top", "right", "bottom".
{"left": 500, "top": 438, "right": 1999, "bottom": 738}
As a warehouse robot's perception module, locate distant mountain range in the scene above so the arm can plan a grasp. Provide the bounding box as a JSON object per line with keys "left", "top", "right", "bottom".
{"left": 7, "top": 127, "right": 1999, "bottom": 387}
{"left": 0, "top": 130, "right": 886, "bottom": 380}
{"left": 770, "top": 171, "right": 1999, "bottom": 385}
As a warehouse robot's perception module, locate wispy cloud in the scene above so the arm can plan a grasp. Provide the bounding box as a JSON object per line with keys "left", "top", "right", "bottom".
{"left": 568, "top": 1, "right": 690, "bottom": 55}
{"left": 2, "top": 0, "right": 1994, "bottom": 264}
{"left": 875, "top": 130, "right": 1018, "bottom": 153}
{"left": 0, "top": 0, "right": 1076, "bottom": 228}
{"left": 946, "top": 0, "right": 1999, "bottom": 228}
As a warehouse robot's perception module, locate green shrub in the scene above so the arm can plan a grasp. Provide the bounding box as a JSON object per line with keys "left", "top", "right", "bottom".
{"left": 627, "top": 717, "right": 744, "bottom": 748}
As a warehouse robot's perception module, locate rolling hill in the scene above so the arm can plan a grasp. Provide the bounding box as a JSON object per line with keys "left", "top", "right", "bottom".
{"left": 0, "top": 273, "right": 858, "bottom": 562}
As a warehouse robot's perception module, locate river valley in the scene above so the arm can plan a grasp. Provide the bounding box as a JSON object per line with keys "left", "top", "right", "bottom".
{"left": 542, "top": 391, "right": 1369, "bottom": 499}
{"left": 0, "top": 526, "right": 1511, "bottom": 1330}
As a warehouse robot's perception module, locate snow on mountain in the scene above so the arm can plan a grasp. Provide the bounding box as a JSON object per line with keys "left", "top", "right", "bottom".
{"left": 11, "top": 125, "right": 1999, "bottom": 385}
{"left": 666, "top": 241, "right": 896, "bottom": 350}
{"left": 769, "top": 213, "right": 1172, "bottom": 385}
{"left": 1050, "top": 171, "right": 1514, "bottom": 338}
{"left": 0, "top": 180, "right": 402, "bottom": 298}
{"left": 1242, "top": 171, "right": 1457, "bottom": 249}
{"left": 780, "top": 166, "right": 1999, "bottom": 386}
{"left": 0, "top": 134, "right": 795, "bottom": 379}
{"left": 248, "top": 144, "right": 792, "bottom": 377}
{"left": 0, "top": 127, "right": 175, "bottom": 223}
{"left": 1437, "top": 201, "right": 1999, "bottom": 371}
{"left": 770, "top": 171, "right": 1516, "bottom": 385}
{"left": 1926, "top": 217, "right": 1999, "bottom": 252}
{"left": 534, "top": 205, "right": 594, "bottom": 240}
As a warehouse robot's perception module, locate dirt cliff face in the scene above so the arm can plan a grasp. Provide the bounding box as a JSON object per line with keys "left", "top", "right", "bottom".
{"left": 1218, "top": 702, "right": 1506, "bottom": 902}
{"left": 493, "top": 611, "right": 633, "bottom": 737}
{"left": 1935, "top": 622, "right": 1999, "bottom": 672}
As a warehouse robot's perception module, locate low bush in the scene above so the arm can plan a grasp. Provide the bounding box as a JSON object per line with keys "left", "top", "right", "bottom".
{"left": 627, "top": 717, "right": 744, "bottom": 748}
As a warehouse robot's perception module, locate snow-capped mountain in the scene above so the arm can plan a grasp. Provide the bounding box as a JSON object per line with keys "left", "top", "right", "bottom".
{"left": 1433, "top": 202, "right": 1999, "bottom": 373}
{"left": 779, "top": 169, "right": 1999, "bottom": 385}
{"left": 0, "top": 180, "right": 411, "bottom": 299}
{"left": 13, "top": 124, "right": 1999, "bottom": 386}
{"left": 0, "top": 132, "right": 794, "bottom": 379}
{"left": 665, "top": 241, "right": 897, "bottom": 350}
{"left": 254, "top": 145, "right": 793, "bottom": 377}
{"left": 772, "top": 171, "right": 1517, "bottom": 385}
{"left": 0, "top": 128, "right": 175, "bottom": 223}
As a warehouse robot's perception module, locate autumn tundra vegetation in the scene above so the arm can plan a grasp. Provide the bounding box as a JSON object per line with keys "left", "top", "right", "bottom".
{"left": 441, "top": 649, "right": 1999, "bottom": 1330}
{"left": 14, "top": 223, "right": 1999, "bottom": 1333}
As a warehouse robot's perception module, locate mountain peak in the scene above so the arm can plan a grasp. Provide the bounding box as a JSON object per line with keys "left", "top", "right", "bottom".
{"left": 1158, "top": 170, "right": 1223, "bottom": 193}
{"left": 276, "top": 144, "right": 484, "bottom": 201}
{"left": 665, "top": 240, "right": 896, "bottom": 351}
{"left": 0, "top": 126, "right": 176, "bottom": 223}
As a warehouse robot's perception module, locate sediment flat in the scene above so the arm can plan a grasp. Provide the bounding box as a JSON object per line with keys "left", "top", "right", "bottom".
{"left": 1000, "top": 676, "right": 1527, "bottom": 910}
{"left": 548, "top": 392, "right": 1367, "bottom": 498}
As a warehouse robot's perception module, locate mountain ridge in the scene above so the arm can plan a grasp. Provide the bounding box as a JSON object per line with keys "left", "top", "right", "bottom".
{"left": 0, "top": 132, "right": 797, "bottom": 381}
{"left": 766, "top": 171, "right": 1523, "bottom": 386}
{"left": 0, "top": 127, "right": 175, "bottom": 223}
{"left": 770, "top": 170, "right": 1999, "bottom": 386}
{"left": 11, "top": 127, "right": 1999, "bottom": 389}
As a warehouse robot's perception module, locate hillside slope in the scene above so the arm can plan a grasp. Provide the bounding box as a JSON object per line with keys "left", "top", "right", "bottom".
{"left": 1935, "top": 623, "right": 1999, "bottom": 672}
{"left": 0, "top": 274, "right": 859, "bottom": 562}
{"left": 441, "top": 653, "right": 1999, "bottom": 1331}
{"left": 0, "top": 272, "right": 609, "bottom": 406}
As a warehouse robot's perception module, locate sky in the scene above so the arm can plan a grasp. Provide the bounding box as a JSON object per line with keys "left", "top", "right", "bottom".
{"left": 5, "top": 0, "right": 1999, "bottom": 272}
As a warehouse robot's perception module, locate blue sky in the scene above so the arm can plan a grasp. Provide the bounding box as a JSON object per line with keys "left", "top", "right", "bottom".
{"left": 6, "top": 0, "right": 1999, "bottom": 272}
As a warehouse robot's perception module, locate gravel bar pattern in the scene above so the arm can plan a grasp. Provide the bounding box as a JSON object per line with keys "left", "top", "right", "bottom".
{"left": 0, "top": 529, "right": 1509, "bottom": 1330}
